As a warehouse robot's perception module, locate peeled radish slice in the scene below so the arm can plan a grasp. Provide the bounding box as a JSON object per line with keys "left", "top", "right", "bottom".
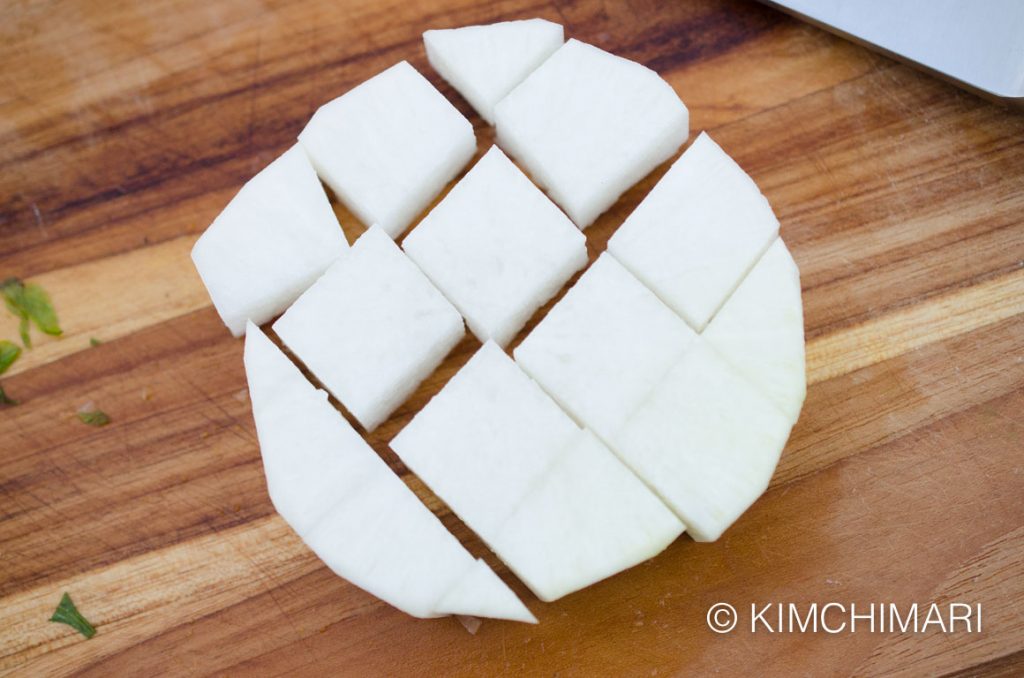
{"left": 298, "top": 61, "right": 476, "bottom": 239}
{"left": 424, "top": 19, "right": 563, "bottom": 124}
{"left": 244, "top": 323, "right": 533, "bottom": 622}
{"left": 608, "top": 132, "right": 779, "bottom": 331}
{"left": 494, "top": 39, "right": 688, "bottom": 228}
{"left": 190, "top": 144, "right": 347, "bottom": 336}
{"left": 392, "top": 342, "right": 683, "bottom": 602}
{"left": 703, "top": 238, "right": 806, "bottom": 424}
{"left": 403, "top": 145, "right": 587, "bottom": 347}
{"left": 274, "top": 226, "right": 464, "bottom": 432}
{"left": 514, "top": 253, "right": 696, "bottom": 445}
{"left": 609, "top": 340, "right": 793, "bottom": 542}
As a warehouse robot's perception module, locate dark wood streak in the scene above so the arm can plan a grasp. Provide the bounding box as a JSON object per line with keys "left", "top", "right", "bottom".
{"left": 0, "top": 0, "right": 778, "bottom": 266}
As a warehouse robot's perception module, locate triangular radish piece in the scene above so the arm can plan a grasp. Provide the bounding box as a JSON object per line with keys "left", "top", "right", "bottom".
{"left": 608, "top": 132, "right": 779, "bottom": 331}
{"left": 703, "top": 238, "right": 806, "bottom": 424}
{"left": 243, "top": 323, "right": 532, "bottom": 622}
{"left": 424, "top": 19, "right": 563, "bottom": 124}
{"left": 434, "top": 559, "right": 537, "bottom": 623}
{"left": 191, "top": 144, "right": 347, "bottom": 336}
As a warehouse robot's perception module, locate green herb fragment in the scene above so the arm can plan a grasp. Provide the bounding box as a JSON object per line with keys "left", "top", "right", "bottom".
{"left": 0, "top": 385, "right": 16, "bottom": 406}
{"left": 89, "top": 337, "right": 102, "bottom": 347}
{"left": 77, "top": 410, "right": 111, "bottom": 427}
{"left": 49, "top": 592, "right": 96, "bottom": 639}
{"left": 1, "top": 277, "right": 62, "bottom": 348}
{"left": 0, "top": 340, "right": 20, "bottom": 375}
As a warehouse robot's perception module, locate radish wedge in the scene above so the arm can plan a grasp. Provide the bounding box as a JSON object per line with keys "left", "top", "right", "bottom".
{"left": 703, "top": 238, "right": 806, "bottom": 424}
{"left": 191, "top": 144, "right": 346, "bottom": 337}
{"left": 244, "top": 322, "right": 534, "bottom": 622}
{"left": 424, "top": 19, "right": 563, "bottom": 124}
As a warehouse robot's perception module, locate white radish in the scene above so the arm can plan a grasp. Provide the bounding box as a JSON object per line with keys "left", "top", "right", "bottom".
{"left": 403, "top": 145, "right": 587, "bottom": 347}
{"left": 299, "top": 61, "right": 475, "bottom": 239}
{"left": 514, "top": 253, "right": 696, "bottom": 445}
{"left": 424, "top": 19, "right": 563, "bottom": 124}
{"left": 703, "top": 238, "right": 806, "bottom": 424}
{"left": 243, "top": 322, "right": 534, "bottom": 622}
{"left": 191, "top": 144, "right": 346, "bottom": 336}
{"left": 274, "top": 226, "right": 464, "bottom": 432}
{"left": 392, "top": 342, "right": 683, "bottom": 601}
{"left": 495, "top": 39, "right": 688, "bottom": 228}
{"left": 608, "top": 132, "right": 780, "bottom": 331}
{"left": 609, "top": 340, "right": 793, "bottom": 542}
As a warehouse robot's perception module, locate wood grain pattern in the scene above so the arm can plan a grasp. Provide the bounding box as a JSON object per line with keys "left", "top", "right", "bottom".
{"left": 1, "top": 0, "right": 1022, "bottom": 675}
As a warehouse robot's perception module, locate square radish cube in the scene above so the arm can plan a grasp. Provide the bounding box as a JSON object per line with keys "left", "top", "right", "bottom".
{"left": 609, "top": 340, "right": 793, "bottom": 542}
{"left": 608, "top": 132, "right": 780, "bottom": 331}
{"left": 494, "top": 39, "right": 688, "bottom": 228}
{"left": 298, "top": 61, "right": 476, "bottom": 239}
{"left": 244, "top": 323, "right": 534, "bottom": 622}
{"left": 403, "top": 146, "right": 587, "bottom": 347}
{"left": 424, "top": 19, "right": 563, "bottom": 124}
{"left": 191, "top": 144, "right": 347, "bottom": 336}
{"left": 273, "top": 226, "right": 464, "bottom": 431}
{"left": 391, "top": 342, "right": 683, "bottom": 602}
{"left": 513, "top": 253, "right": 695, "bottom": 444}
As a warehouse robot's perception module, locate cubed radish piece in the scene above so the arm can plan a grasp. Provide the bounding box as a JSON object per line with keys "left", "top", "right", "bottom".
{"left": 513, "top": 253, "right": 695, "bottom": 444}
{"left": 403, "top": 146, "right": 587, "bottom": 347}
{"left": 243, "top": 323, "right": 534, "bottom": 622}
{"left": 703, "top": 238, "right": 806, "bottom": 424}
{"left": 608, "top": 132, "right": 780, "bottom": 331}
{"left": 609, "top": 340, "right": 793, "bottom": 542}
{"left": 298, "top": 61, "right": 476, "bottom": 239}
{"left": 424, "top": 19, "right": 563, "bottom": 124}
{"left": 191, "top": 144, "right": 347, "bottom": 336}
{"left": 273, "top": 226, "right": 463, "bottom": 431}
{"left": 494, "top": 39, "right": 688, "bottom": 228}
{"left": 392, "top": 342, "right": 683, "bottom": 602}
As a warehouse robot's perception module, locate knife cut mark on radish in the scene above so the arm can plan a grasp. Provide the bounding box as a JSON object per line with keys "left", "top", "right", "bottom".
{"left": 608, "top": 132, "right": 781, "bottom": 332}
{"left": 392, "top": 342, "right": 684, "bottom": 602}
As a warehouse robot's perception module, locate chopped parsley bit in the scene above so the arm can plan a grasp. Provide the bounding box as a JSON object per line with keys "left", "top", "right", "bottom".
{"left": 0, "top": 385, "right": 15, "bottom": 406}
{"left": 0, "top": 340, "right": 20, "bottom": 375}
{"left": 1, "top": 277, "right": 62, "bottom": 348}
{"left": 89, "top": 337, "right": 102, "bottom": 347}
{"left": 77, "top": 410, "right": 111, "bottom": 427}
{"left": 49, "top": 592, "right": 96, "bottom": 639}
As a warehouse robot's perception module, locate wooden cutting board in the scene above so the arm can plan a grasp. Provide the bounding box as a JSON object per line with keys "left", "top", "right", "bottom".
{"left": 2, "top": 0, "right": 1022, "bottom": 675}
